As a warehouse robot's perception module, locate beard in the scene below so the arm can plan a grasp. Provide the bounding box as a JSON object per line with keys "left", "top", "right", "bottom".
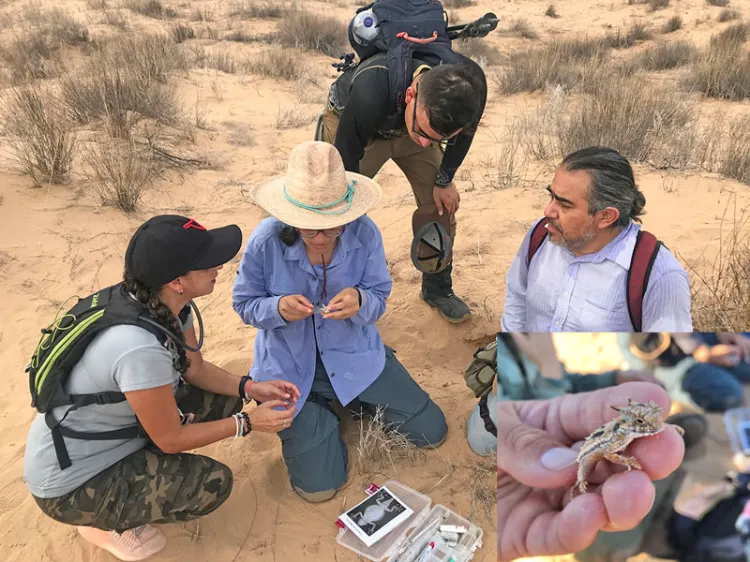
{"left": 547, "top": 219, "right": 596, "bottom": 252}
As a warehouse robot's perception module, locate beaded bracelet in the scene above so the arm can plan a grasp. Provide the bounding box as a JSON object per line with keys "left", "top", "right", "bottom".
{"left": 232, "top": 412, "right": 252, "bottom": 439}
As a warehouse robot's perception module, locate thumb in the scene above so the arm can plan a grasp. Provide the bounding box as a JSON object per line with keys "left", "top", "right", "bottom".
{"left": 496, "top": 405, "right": 578, "bottom": 489}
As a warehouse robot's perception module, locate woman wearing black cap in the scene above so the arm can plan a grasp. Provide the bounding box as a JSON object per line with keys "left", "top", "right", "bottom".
{"left": 23, "top": 215, "right": 299, "bottom": 562}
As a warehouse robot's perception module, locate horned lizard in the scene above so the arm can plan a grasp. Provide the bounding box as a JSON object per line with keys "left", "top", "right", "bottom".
{"left": 570, "top": 398, "right": 684, "bottom": 500}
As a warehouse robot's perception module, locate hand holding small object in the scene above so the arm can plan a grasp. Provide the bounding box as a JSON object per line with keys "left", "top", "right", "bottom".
{"left": 322, "top": 288, "right": 360, "bottom": 320}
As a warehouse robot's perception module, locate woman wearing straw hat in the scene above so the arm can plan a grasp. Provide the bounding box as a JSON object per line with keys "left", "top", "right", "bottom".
{"left": 232, "top": 141, "right": 448, "bottom": 502}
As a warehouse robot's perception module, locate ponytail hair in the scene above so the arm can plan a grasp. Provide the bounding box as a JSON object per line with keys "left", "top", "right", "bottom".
{"left": 122, "top": 270, "right": 190, "bottom": 375}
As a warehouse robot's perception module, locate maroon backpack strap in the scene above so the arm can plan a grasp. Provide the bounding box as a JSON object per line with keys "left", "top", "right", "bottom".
{"left": 527, "top": 217, "right": 549, "bottom": 267}
{"left": 627, "top": 230, "right": 662, "bottom": 332}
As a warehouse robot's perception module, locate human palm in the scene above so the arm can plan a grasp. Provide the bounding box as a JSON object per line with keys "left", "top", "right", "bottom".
{"left": 497, "top": 382, "right": 685, "bottom": 561}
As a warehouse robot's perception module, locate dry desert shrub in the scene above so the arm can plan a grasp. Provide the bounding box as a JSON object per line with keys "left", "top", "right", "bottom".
{"left": 622, "top": 40, "right": 697, "bottom": 72}
{"left": 518, "top": 74, "right": 697, "bottom": 169}
{"left": 718, "top": 8, "right": 741, "bottom": 21}
{"left": 662, "top": 15, "right": 682, "bottom": 33}
{"left": 706, "top": 0, "right": 730, "bottom": 6}
{"left": 711, "top": 21, "right": 748, "bottom": 47}
{"left": 191, "top": 47, "right": 243, "bottom": 74}
{"left": 83, "top": 136, "right": 156, "bottom": 212}
{"left": 496, "top": 36, "right": 609, "bottom": 94}
{"left": 510, "top": 19, "right": 538, "bottom": 40}
{"left": 60, "top": 35, "right": 186, "bottom": 138}
{"left": 0, "top": 8, "right": 90, "bottom": 83}
{"left": 603, "top": 22, "right": 651, "bottom": 48}
{"left": 355, "top": 406, "right": 423, "bottom": 476}
{"left": 276, "top": 9, "right": 347, "bottom": 56}
{"left": 250, "top": 48, "right": 304, "bottom": 80}
{"left": 648, "top": 0, "right": 670, "bottom": 11}
{"left": 171, "top": 24, "right": 195, "bottom": 43}
{"left": 683, "top": 26, "right": 750, "bottom": 100}
{"left": 124, "top": 0, "right": 178, "bottom": 19}
{"left": 718, "top": 114, "right": 750, "bottom": 184}
{"left": 2, "top": 84, "right": 76, "bottom": 186}
{"left": 453, "top": 38, "right": 504, "bottom": 67}
{"left": 687, "top": 197, "right": 750, "bottom": 331}
{"left": 229, "top": 2, "right": 287, "bottom": 18}
{"left": 545, "top": 4, "right": 560, "bottom": 18}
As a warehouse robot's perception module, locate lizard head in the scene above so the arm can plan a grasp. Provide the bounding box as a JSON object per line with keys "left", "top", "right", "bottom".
{"left": 610, "top": 398, "right": 665, "bottom": 436}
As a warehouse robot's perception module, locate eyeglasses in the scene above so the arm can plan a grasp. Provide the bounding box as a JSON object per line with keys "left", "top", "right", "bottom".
{"left": 411, "top": 85, "right": 460, "bottom": 148}
{"left": 297, "top": 226, "right": 346, "bottom": 239}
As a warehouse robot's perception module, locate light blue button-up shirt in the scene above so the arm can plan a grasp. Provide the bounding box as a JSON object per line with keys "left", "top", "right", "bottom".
{"left": 232, "top": 216, "right": 391, "bottom": 417}
{"left": 501, "top": 219, "right": 693, "bottom": 332}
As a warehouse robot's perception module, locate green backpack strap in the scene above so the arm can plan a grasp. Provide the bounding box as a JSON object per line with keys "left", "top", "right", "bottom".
{"left": 464, "top": 337, "right": 498, "bottom": 398}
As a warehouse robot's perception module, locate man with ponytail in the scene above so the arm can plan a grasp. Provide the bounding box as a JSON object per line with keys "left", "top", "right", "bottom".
{"left": 501, "top": 146, "right": 692, "bottom": 332}
{"left": 24, "top": 215, "right": 300, "bottom": 561}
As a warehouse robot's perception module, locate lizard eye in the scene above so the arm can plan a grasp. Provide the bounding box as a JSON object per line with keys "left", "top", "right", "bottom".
{"left": 636, "top": 418, "right": 644, "bottom": 423}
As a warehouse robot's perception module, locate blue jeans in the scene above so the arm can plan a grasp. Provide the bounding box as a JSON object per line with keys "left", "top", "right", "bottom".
{"left": 682, "top": 361, "right": 750, "bottom": 412}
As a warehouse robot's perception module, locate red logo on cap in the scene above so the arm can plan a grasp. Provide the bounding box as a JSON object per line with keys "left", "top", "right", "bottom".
{"left": 183, "top": 219, "right": 206, "bottom": 231}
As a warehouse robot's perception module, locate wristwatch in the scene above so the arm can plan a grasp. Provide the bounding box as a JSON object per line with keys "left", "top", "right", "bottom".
{"left": 435, "top": 168, "right": 452, "bottom": 188}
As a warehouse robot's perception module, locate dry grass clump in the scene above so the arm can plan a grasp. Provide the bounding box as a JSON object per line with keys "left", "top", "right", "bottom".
{"left": 229, "top": 2, "right": 286, "bottom": 18}
{"left": 545, "top": 4, "right": 560, "bottom": 18}
{"left": 0, "top": 9, "right": 91, "bottom": 83}
{"left": 83, "top": 137, "right": 156, "bottom": 212}
{"left": 706, "top": 0, "right": 730, "bottom": 6}
{"left": 683, "top": 25, "right": 750, "bottom": 100}
{"left": 190, "top": 46, "right": 245, "bottom": 74}
{"left": 688, "top": 198, "right": 750, "bottom": 331}
{"left": 453, "top": 38, "right": 504, "bottom": 67}
{"left": 648, "top": 0, "right": 671, "bottom": 11}
{"left": 718, "top": 114, "right": 750, "bottom": 184}
{"left": 662, "top": 14, "right": 682, "bottom": 33}
{"left": 250, "top": 48, "right": 304, "bottom": 80}
{"left": 276, "top": 9, "right": 347, "bottom": 56}
{"left": 519, "top": 74, "right": 697, "bottom": 169}
{"left": 623, "top": 40, "right": 697, "bottom": 72}
{"left": 60, "top": 35, "right": 186, "bottom": 137}
{"left": 2, "top": 84, "right": 76, "bottom": 186}
{"left": 496, "top": 36, "right": 609, "bottom": 94}
{"left": 276, "top": 106, "right": 312, "bottom": 129}
{"left": 171, "top": 24, "right": 195, "bottom": 43}
{"left": 603, "top": 22, "right": 651, "bottom": 48}
{"left": 355, "top": 406, "right": 424, "bottom": 476}
{"left": 124, "top": 0, "right": 178, "bottom": 19}
{"left": 710, "top": 21, "right": 748, "bottom": 47}
{"left": 510, "top": 18, "right": 539, "bottom": 40}
{"left": 718, "top": 8, "right": 741, "bottom": 21}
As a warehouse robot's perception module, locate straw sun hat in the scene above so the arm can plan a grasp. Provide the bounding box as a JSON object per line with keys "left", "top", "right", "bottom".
{"left": 252, "top": 141, "right": 383, "bottom": 230}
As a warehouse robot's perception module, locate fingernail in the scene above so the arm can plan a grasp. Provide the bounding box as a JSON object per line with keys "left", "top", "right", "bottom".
{"left": 541, "top": 447, "right": 579, "bottom": 471}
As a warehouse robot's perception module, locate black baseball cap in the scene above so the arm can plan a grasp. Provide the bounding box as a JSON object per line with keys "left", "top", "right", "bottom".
{"left": 410, "top": 206, "right": 453, "bottom": 274}
{"left": 125, "top": 215, "right": 243, "bottom": 288}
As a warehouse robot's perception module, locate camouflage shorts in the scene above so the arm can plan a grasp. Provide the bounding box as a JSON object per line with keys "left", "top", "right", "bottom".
{"left": 34, "top": 385, "right": 243, "bottom": 533}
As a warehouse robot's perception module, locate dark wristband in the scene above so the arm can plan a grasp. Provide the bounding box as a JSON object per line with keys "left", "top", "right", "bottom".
{"left": 239, "top": 375, "right": 251, "bottom": 402}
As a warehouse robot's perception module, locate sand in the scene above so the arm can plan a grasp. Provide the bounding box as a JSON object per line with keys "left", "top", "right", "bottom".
{"left": 2, "top": 0, "right": 750, "bottom": 560}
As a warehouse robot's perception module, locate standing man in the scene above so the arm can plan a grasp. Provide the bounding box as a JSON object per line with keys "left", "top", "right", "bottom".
{"left": 502, "top": 146, "right": 692, "bottom": 332}
{"left": 318, "top": 51, "right": 487, "bottom": 324}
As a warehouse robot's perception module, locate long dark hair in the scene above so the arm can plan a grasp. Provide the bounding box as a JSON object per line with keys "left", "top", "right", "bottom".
{"left": 123, "top": 270, "right": 190, "bottom": 375}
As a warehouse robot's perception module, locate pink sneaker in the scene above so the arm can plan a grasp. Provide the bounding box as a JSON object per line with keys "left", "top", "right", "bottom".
{"left": 77, "top": 524, "right": 167, "bottom": 561}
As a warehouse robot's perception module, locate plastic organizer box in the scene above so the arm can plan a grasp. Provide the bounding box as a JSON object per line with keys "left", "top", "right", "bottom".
{"left": 335, "top": 479, "right": 484, "bottom": 562}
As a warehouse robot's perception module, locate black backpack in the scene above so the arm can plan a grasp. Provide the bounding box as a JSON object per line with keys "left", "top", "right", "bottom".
{"left": 27, "top": 282, "right": 190, "bottom": 470}
{"left": 343, "top": 0, "right": 497, "bottom": 112}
